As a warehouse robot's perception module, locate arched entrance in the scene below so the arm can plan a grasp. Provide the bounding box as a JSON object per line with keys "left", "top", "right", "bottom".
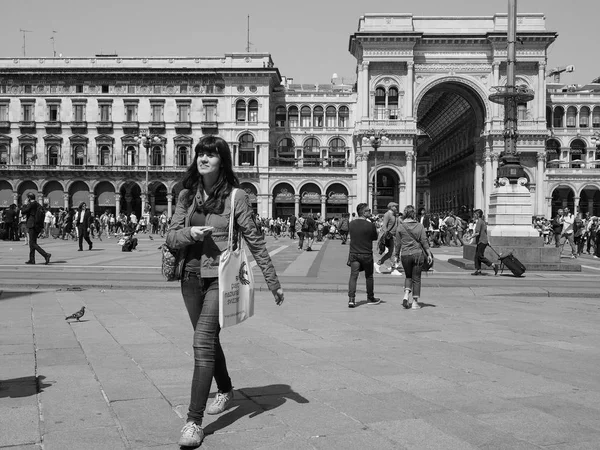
{"left": 272, "top": 183, "right": 295, "bottom": 219}
{"left": 326, "top": 183, "right": 349, "bottom": 218}
{"left": 579, "top": 186, "right": 600, "bottom": 217}
{"left": 44, "top": 181, "right": 64, "bottom": 211}
{"left": 374, "top": 168, "right": 399, "bottom": 213}
{"left": 299, "top": 183, "right": 321, "bottom": 216}
{"left": 551, "top": 186, "right": 575, "bottom": 216}
{"left": 240, "top": 182, "right": 258, "bottom": 214}
{"left": 95, "top": 181, "right": 116, "bottom": 215}
{"left": 0, "top": 180, "right": 14, "bottom": 207}
{"left": 153, "top": 183, "right": 168, "bottom": 215}
{"left": 18, "top": 181, "right": 38, "bottom": 206}
{"left": 415, "top": 80, "right": 487, "bottom": 213}
{"left": 69, "top": 181, "right": 90, "bottom": 209}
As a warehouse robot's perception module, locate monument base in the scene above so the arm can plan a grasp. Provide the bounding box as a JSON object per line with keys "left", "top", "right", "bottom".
{"left": 447, "top": 177, "right": 581, "bottom": 272}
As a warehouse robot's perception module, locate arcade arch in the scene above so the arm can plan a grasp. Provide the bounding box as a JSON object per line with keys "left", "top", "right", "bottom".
{"left": 415, "top": 79, "right": 487, "bottom": 213}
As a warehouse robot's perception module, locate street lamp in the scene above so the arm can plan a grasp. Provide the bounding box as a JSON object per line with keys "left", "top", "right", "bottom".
{"left": 134, "top": 129, "right": 161, "bottom": 216}
{"left": 362, "top": 130, "right": 389, "bottom": 215}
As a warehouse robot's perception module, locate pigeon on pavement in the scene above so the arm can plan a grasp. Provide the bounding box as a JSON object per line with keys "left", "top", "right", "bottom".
{"left": 65, "top": 306, "right": 86, "bottom": 321}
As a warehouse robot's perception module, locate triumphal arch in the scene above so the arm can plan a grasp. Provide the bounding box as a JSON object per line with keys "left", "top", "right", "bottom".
{"left": 350, "top": 13, "right": 556, "bottom": 216}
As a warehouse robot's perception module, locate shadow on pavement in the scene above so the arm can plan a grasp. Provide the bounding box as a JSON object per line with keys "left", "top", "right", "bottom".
{"left": 0, "top": 375, "right": 52, "bottom": 398}
{"left": 204, "top": 384, "right": 308, "bottom": 435}
{"left": 0, "top": 290, "right": 33, "bottom": 301}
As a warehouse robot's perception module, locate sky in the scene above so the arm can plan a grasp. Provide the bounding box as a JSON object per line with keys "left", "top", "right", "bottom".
{"left": 1, "top": 0, "right": 598, "bottom": 85}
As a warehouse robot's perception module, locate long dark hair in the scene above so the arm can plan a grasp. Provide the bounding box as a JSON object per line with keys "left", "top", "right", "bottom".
{"left": 181, "top": 135, "right": 239, "bottom": 214}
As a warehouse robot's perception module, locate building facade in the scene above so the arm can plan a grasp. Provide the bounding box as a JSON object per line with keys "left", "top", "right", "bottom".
{"left": 1, "top": 13, "right": 599, "bottom": 219}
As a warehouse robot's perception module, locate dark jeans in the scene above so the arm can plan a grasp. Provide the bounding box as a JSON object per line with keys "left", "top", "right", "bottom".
{"left": 474, "top": 242, "right": 494, "bottom": 270}
{"left": 378, "top": 236, "right": 395, "bottom": 266}
{"left": 400, "top": 252, "right": 423, "bottom": 298}
{"left": 28, "top": 228, "right": 49, "bottom": 262}
{"left": 348, "top": 253, "right": 374, "bottom": 299}
{"left": 339, "top": 230, "right": 348, "bottom": 244}
{"left": 297, "top": 231, "right": 305, "bottom": 249}
{"left": 78, "top": 225, "right": 92, "bottom": 250}
{"left": 181, "top": 273, "right": 232, "bottom": 425}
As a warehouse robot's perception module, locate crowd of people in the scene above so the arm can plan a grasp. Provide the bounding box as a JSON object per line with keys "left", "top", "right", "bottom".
{"left": 534, "top": 209, "right": 599, "bottom": 258}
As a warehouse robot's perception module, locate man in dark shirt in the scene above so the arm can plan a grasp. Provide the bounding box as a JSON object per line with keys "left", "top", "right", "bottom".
{"left": 347, "top": 203, "right": 381, "bottom": 308}
{"left": 20, "top": 193, "right": 51, "bottom": 265}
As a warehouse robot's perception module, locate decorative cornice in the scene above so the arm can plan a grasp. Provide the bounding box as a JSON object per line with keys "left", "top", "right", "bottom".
{"left": 414, "top": 63, "right": 492, "bottom": 72}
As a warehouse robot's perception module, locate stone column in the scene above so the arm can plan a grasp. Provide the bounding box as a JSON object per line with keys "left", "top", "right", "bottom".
{"left": 538, "top": 63, "right": 546, "bottom": 121}
{"left": 141, "top": 193, "right": 147, "bottom": 215}
{"left": 405, "top": 151, "right": 414, "bottom": 206}
{"left": 321, "top": 195, "right": 327, "bottom": 219}
{"left": 536, "top": 151, "right": 546, "bottom": 216}
{"left": 88, "top": 194, "right": 95, "bottom": 214}
{"left": 362, "top": 61, "right": 370, "bottom": 119}
{"left": 574, "top": 196, "right": 581, "bottom": 215}
{"left": 294, "top": 194, "right": 300, "bottom": 217}
{"left": 166, "top": 194, "right": 173, "bottom": 219}
{"left": 115, "top": 194, "right": 121, "bottom": 215}
{"left": 356, "top": 150, "right": 369, "bottom": 205}
{"left": 406, "top": 62, "right": 414, "bottom": 119}
{"left": 546, "top": 196, "right": 553, "bottom": 219}
{"left": 13, "top": 192, "right": 19, "bottom": 207}
{"left": 484, "top": 149, "right": 493, "bottom": 214}
{"left": 474, "top": 154, "right": 484, "bottom": 211}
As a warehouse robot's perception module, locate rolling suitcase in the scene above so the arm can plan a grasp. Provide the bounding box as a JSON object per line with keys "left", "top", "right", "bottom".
{"left": 488, "top": 245, "right": 526, "bottom": 277}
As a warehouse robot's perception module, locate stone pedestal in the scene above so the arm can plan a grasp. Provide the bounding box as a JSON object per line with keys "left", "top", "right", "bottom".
{"left": 449, "top": 177, "right": 581, "bottom": 272}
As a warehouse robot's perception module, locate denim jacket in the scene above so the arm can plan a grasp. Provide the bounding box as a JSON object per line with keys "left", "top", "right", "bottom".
{"left": 165, "top": 188, "right": 281, "bottom": 291}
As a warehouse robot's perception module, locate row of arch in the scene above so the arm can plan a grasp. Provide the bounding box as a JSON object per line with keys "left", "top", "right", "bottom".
{"left": 547, "top": 105, "right": 600, "bottom": 129}
{"left": 274, "top": 105, "right": 350, "bottom": 128}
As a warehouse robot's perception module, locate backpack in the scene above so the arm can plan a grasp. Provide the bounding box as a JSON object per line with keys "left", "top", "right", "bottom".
{"left": 301, "top": 218, "right": 309, "bottom": 231}
{"left": 34, "top": 205, "right": 45, "bottom": 231}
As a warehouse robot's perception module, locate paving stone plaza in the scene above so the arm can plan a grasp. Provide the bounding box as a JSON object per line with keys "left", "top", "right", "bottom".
{"left": 1, "top": 235, "right": 600, "bottom": 449}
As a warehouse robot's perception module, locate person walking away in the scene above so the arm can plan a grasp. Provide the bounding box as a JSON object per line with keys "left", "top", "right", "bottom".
{"left": 75, "top": 202, "right": 93, "bottom": 251}
{"left": 304, "top": 213, "right": 317, "bottom": 251}
{"left": 574, "top": 214, "right": 585, "bottom": 256}
{"left": 559, "top": 208, "right": 577, "bottom": 258}
{"left": 470, "top": 209, "right": 499, "bottom": 276}
{"left": 20, "top": 192, "right": 51, "bottom": 265}
{"left": 339, "top": 213, "right": 350, "bottom": 244}
{"left": 43, "top": 208, "right": 53, "bottom": 238}
{"left": 296, "top": 213, "right": 305, "bottom": 249}
{"left": 586, "top": 216, "right": 598, "bottom": 255}
{"left": 375, "top": 202, "right": 400, "bottom": 274}
{"left": 347, "top": 203, "right": 381, "bottom": 308}
{"left": 5, "top": 204, "right": 18, "bottom": 241}
{"left": 165, "top": 135, "right": 284, "bottom": 447}
{"left": 315, "top": 213, "right": 324, "bottom": 242}
{"left": 395, "top": 205, "right": 433, "bottom": 310}
{"left": 551, "top": 209, "right": 563, "bottom": 248}
{"left": 288, "top": 214, "right": 297, "bottom": 240}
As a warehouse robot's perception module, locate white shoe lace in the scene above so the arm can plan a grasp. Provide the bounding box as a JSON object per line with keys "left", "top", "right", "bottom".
{"left": 213, "top": 391, "right": 230, "bottom": 408}
{"left": 181, "top": 422, "right": 202, "bottom": 437}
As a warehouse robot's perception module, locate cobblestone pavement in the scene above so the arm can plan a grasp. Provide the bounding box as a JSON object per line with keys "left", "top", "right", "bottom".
{"left": 2, "top": 234, "right": 600, "bottom": 449}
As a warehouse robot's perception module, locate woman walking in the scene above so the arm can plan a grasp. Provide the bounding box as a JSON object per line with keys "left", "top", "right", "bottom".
{"left": 166, "top": 135, "right": 284, "bottom": 448}
{"left": 395, "top": 205, "right": 433, "bottom": 310}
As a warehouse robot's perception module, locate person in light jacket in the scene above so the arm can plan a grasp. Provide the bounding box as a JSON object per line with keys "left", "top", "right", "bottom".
{"left": 166, "top": 135, "right": 284, "bottom": 448}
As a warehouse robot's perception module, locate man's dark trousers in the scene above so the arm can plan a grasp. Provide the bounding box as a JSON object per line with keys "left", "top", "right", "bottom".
{"left": 28, "top": 228, "right": 49, "bottom": 263}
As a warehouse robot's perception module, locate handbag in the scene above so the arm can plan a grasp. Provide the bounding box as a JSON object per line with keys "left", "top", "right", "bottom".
{"left": 161, "top": 244, "right": 183, "bottom": 281}
{"left": 218, "top": 189, "right": 255, "bottom": 328}
{"left": 401, "top": 223, "right": 434, "bottom": 272}
{"left": 384, "top": 216, "right": 397, "bottom": 241}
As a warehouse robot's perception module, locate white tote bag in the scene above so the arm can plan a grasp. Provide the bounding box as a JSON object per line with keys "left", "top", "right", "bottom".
{"left": 218, "top": 189, "right": 255, "bottom": 328}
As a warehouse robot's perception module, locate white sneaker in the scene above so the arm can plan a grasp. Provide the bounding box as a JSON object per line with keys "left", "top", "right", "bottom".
{"left": 178, "top": 422, "right": 204, "bottom": 447}
{"left": 206, "top": 389, "right": 234, "bottom": 415}
{"left": 373, "top": 263, "right": 381, "bottom": 274}
{"left": 390, "top": 269, "right": 403, "bottom": 276}
{"left": 411, "top": 301, "right": 421, "bottom": 310}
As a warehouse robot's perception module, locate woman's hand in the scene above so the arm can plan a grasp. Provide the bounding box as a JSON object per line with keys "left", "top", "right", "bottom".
{"left": 190, "top": 226, "right": 213, "bottom": 241}
{"left": 271, "top": 287, "right": 284, "bottom": 306}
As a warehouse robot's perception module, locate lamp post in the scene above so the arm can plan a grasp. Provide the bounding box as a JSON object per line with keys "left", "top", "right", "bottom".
{"left": 362, "top": 129, "right": 389, "bottom": 215}
{"left": 134, "top": 129, "right": 161, "bottom": 217}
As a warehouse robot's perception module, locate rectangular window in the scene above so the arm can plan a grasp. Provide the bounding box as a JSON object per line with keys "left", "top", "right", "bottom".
{"left": 99, "top": 104, "right": 111, "bottom": 122}
{"left": 76, "top": 84, "right": 84, "bottom": 93}
{"left": 240, "top": 151, "right": 255, "bottom": 166}
{"left": 125, "top": 104, "right": 137, "bottom": 121}
{"left": 177, "top": 104, "right": 190, "bottom": 122}
{"left": 153, "top": 85, "right": 161, "bottom": 94}
{"left": 593, "top": 111, "right": 600, "bottom": 128}
{"left": 517, "top": 104, "right": 527, "bottom": 121}
{"left": 0, "top": 104, "right": 8, "bottom": 121}
{"left": 205, "top": 104, "right": 216, "bottom": 122}
{"left": 0, "top": 85, "right": 6, "bottom": 94}
{"left": 22, "top": 104, "right": 34, "bottom": 122}
{"left": 50, "top": 85, "right": 58, "bottom": 93}
{"left": 248, "top": 108, "right": 258, "bottom": 123}
{"left": 180, "top": 84, "right": 188, "bottom": 94}
{"left": 151, "top": 104, "right": 163, "bottom": 122}
{"left": 0, "top": 148, "right": 9, "bottom": 164}
{"left": 73, "top": 104, "right": 85, "bottom": 122}
{"left": 127, "top": 85, "right": 135, "bottom": 94}
{"left": 48, "top": 104, "right": 59, "bottom": 121}
{"left": 101, "top": 85, "right": 109, "bottom": 93}
{"left": 301, "top": 115, "right": 311, "bottom": 127}
{"left": 24, "top": 85, "right": 32, "bottom": 94}
{"left": 580, "top": 114, "right": 589, "bottom": 128}
{"left": 74, "top": 148, "right": 85, "bottom": 166}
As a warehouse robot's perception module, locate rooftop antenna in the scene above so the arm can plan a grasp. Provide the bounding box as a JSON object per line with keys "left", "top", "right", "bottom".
{"left": 246, "top": 15, "right": 252, "bottom": 52}
{"left": 50, "top": 30, "right": 57, "bottom": 57}
{"left": 20, "top": 29, "right": 32, "bottom": 57}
